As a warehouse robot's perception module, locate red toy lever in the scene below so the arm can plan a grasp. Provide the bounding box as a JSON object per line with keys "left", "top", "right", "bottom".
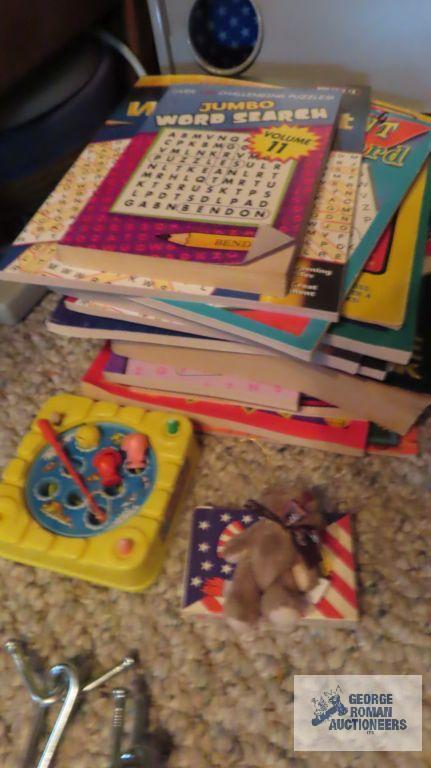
{"left": 37, "top": 419, "right": 107, "bottom": 523}
{"left": 92, "top": 448, "right": 122, "bottom": 488}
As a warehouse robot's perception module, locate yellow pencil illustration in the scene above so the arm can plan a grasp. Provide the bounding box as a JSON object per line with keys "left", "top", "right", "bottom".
{"left": 157, "top": 232, "right": 253, "bottom": 251}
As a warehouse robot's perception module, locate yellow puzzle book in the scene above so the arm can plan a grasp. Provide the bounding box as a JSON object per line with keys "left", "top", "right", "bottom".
{"left": 342, "top": 165, "right": 428, "bottom": 328}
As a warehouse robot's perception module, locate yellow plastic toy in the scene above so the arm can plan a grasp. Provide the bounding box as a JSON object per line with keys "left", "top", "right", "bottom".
{"left": 75, "top": 424, "right": 101, "bottom": 451}
{"left": 0, "top": 395, "right": 199, "bottom": 591}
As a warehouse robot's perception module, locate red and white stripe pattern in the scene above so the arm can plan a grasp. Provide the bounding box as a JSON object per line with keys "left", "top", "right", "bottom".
{"left": 304, "top": 515, "right": 358, "bottom": 625}
{"left": 216, "top": 520, "right": 245, "bottom": 559}
{"left": 184, "top": 515, "right": 358, "bottom": 626}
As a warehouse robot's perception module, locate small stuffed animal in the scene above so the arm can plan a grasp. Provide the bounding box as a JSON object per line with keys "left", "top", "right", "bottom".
{"left": 222, "top": 483, "right": 326, "bottom": 630}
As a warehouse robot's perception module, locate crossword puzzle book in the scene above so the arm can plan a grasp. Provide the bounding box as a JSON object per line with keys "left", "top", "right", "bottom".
{"left": 58, "top": 83, "right": 342, "bottom": 296}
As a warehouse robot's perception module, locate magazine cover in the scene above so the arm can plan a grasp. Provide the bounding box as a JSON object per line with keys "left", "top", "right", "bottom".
{"left": 328, "top": 162, "right": 431, "bottom": 362}
{"left": 342, "top": 165, "right": 428, "bottom": 328}
{"left": 58, "top": 83, "right": 342, "bottom": 296}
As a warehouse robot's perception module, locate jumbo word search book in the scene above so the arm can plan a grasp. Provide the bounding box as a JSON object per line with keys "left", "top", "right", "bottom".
{"left": 0, "top": 84, "right": 364, "bottom": 319}
{"left": 57, "top": 82, "right": 342, "bottom": 296}
{"left": 0, "top": 76, "right": 346, "bottom": 315}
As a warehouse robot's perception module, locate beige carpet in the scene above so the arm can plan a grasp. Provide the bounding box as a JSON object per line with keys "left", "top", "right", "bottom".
{"left": 0, "top": 294, "right": 429, "bottom": 767}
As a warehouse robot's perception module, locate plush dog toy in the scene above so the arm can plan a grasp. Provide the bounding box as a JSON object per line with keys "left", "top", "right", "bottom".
{"left": 223, "top": 484, "right": 327, "bottom": 629}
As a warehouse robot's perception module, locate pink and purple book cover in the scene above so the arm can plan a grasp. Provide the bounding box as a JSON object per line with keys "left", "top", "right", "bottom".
{"left": 83, "top": 345, "right": 370, "bottom": 454}
{"left": 60, "top": 84, "right": 341, "bottom": 267}
{"left": 104, "top": 348, "right": 299, "bottom": 411}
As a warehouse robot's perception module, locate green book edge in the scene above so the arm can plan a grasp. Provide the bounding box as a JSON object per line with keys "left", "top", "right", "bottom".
{"left": 328, "top": 161, "right": 431, "bottom": 356}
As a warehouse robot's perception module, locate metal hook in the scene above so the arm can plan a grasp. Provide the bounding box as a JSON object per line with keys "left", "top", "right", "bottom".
{"left": 5, "top": 640, "right": 64, "bottom": 705}
{"left": 36, "top": 663, "right": 80, "bottom": 768}
{"left": 5, "top": 640, "right": 138, "bottom": 767}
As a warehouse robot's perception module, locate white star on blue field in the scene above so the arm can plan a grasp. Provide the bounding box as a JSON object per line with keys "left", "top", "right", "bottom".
{"left": 185, "top": 506, "right": 258, "bottom": 608}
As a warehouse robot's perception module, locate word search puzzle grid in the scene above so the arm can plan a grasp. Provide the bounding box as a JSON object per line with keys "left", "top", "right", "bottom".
{"left": 111, "top": 128, "right": 295, "bottom": 228}
{"left": 301, "top": 151, "right": 362, "bottom": 265}
{"left": 15, "top": 140, "right": 130, "bottom": 245}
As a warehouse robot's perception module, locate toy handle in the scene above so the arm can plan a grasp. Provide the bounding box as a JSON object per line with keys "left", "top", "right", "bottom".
{"left": 37, "top": 419, "right": 106, "bottom": 523}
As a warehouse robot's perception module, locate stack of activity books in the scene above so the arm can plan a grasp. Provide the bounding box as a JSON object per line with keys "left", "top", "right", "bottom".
{"left": 2, "top": 74, "right": 431, "bottom": 456}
